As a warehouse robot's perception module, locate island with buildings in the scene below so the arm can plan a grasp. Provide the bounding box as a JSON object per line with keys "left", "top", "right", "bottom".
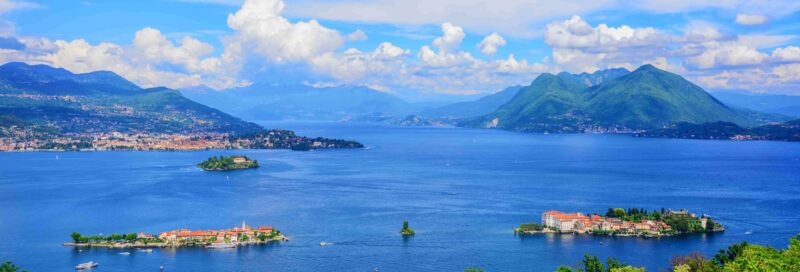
{"left": 516, "top": 208, "right": 724, "bottom": 237}
{"left": 198, "top": 155, "right": 258, "bottom": 171}
{"left": 64, "top": 222, "right": 285, "bottom": 248}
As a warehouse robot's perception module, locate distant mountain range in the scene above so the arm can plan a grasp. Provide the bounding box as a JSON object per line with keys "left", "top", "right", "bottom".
{"left": 182, "top": 83, "right": 418, "bottom": 121}
{"left": 0, "top": 62, "right": 261, "bottom": 134}
{"left": 457, "top": 65, "right": 788, "bottom": 132}
{"left": 420, "top": 86, "right": 522, "bottom": 118}
{"left": 712, "top": 92, "right": 800, "bottom": 117}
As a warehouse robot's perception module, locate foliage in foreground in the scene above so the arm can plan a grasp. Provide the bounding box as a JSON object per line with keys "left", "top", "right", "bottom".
{"left": 1, "top": 261, "right": 25, "bottom": 272}
{"left": 555, "top": 233, "right": 800, "bottom": 271}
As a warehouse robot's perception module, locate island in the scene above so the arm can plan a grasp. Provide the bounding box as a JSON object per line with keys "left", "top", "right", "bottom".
{"left": 516, "top": 208, "right": 724, "bottom": 237}
{"left": 400, "top": 221, "right": 415, "bottom": 236}
{"left": 197, "top": 155, "right": 258, "bottom": 171}
{"left": 64, "top": 222, "right": 285, "bottom": 248}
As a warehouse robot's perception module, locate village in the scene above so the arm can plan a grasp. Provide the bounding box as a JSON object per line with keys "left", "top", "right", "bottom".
{"left": 516, "top": 208, "right": 724, "bottom": 237}
{"left": 64, "top": 222, "right": 286, "bottom": 249}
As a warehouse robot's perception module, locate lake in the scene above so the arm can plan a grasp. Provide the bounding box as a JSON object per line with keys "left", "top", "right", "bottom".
{"left": 1, "top": 121, "right": 799, "bottom": 271}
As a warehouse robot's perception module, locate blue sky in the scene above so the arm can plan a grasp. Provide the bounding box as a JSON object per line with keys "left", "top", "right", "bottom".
{"left": 1, "top": 0, "right": 799, "bottom": 101}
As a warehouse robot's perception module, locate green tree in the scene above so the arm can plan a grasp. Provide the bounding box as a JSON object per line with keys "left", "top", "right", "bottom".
{"left": 555, "top": 266, "right": 575, "bottom": 272}
{"left": 464, "top": 267, "right": 485, "bottom": 272}
{"left": 70, "top": 232, "right": 82, "bottom": 243}
{"left": 670, "top": 252, "right": 719, "bottom": 272}
{"left": 713, "top": 242, "right": 748, "bottom": 266}
{"left": 583, "top": 254, "right": 604, "bottom": 272}
{"left": 610, "top": 266, "right": 645, "bottom": 272}
{"left": 125, "top": 233, "right": 137, "bottom": 241}
{"left": 0, "top": 261, "right": 25, "bottom": 272}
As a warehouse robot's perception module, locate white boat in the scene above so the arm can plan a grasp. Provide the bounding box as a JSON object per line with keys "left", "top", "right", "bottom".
{"left": 75, "top": 261, "right": 98, "bottom": 270}
{"left": 118, "top": 252, "right": 131, "bottom": 255}
{"left": 138, "top": 248, "right": 153, "bottom": 253}
{"left": 206, "top": 243, "right": 236, "bottom": 248}
{"left": 319, "top": 242, "right": 332, "bottom": 246}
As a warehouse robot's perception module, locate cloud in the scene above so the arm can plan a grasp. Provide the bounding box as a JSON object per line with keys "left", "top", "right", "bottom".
{"left": 0, "top": 0, "right": 39, "bottom": 14}
{"left": 684, "top": 43, "right": 767, "bottom": 69}
{"left": 545, "top": 16, "right": 665, "bottom": 52}
{"left": 478, "top": 33, "right": 506, "bottom": 56}
{"left": 224, "top": 0, "right": 344, "bottom": 64}
{"left": 736, "top": 13, "right": 768, "bottom": 25}
{"left": 346, "top": 29, "right": 368, "bottom": 42}
{"left": 287, "top": 0, "right": 615, "bottom": 38}
{"left": 771, "top": 46, "right": 800, "bottom": 63}
{"left": 432, "top": 23, "right": 464, "bottom": 53}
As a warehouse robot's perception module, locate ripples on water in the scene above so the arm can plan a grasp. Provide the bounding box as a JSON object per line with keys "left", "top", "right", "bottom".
{"left": 1, "top": 121, "right": 799, "bottom": 271}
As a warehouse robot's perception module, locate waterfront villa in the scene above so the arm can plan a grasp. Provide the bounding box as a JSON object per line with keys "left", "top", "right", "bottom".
{"left": 541, "top": 210, "right": 673, "bottom": 235}
{"left": 158, "top": 222, "right": 274, "bottom": 244}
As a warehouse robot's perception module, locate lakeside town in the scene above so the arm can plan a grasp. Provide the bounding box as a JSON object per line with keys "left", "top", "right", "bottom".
{"left": 516, "top": 208, "right": 724, "bottom": 237}
{"left": 64, "top": 222, "right": 286, "bottom": 249}
{"left": 0, "top": 127, "right": 363, "bottom": 151}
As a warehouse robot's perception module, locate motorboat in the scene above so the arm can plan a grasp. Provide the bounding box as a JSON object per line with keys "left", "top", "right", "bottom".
{"left": 206, "top": 243, "right": 236, "bottom": 248}
{"left": 75, "top": 261, "right": 98, "bottom": 270}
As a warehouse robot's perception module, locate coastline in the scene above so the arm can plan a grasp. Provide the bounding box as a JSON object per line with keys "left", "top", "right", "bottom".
{"left": 63, "top": 236, "right": 287, "bottom": 248}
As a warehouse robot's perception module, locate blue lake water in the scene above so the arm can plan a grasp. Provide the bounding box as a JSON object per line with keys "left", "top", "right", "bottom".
{"left": 1, "top": 121, "right": 800, "bottom": 271}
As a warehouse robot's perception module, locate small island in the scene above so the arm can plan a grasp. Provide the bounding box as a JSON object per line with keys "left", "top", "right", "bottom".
{"left": 516, "top": 208, "right": 724, "bottom": 237}
{"left": 197, "top": 155, "right": 258, "bottom": 171}
{"left": 400, "top": 221, "right": 415, "bottom": 236}
{"left": 64, "top": 222, "right": 285, "bottom": 248}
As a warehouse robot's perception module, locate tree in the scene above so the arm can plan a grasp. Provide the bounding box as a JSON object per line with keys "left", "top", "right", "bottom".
{"left": 555, "top": 266, "right": 575, "bottom": 272}
{"left": 713, "top": 242, "right": 748, "bottom": 266}
{"left": 669, "top": 252, "right": 718, "bottom": 272}
{"left": 71, "top": 232, "right": 82, "bottom": 243}
{"left": 125, "top": 233, "right": 137, "bottom": 241}
{"left": 583, "top": 254, "right": 604, "bottom": 272}
{"left": 609, "top": 266, "right": 644, "bottom": 272}
{"left": 464, "top": 267, "right": 485, "bottom": 272}
{"left": 0, "top": 261, "right": 25, "bottom": 272}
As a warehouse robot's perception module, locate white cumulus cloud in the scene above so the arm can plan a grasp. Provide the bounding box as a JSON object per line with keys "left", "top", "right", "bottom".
{"left": 478, "top": 33, "right": 506, "bottom": 56}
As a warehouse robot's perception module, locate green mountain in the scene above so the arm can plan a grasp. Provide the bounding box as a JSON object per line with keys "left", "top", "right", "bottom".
{"left": 470, "top": 64, "right": 763, "bottom": 132}
{"left": 0, "top": 62, "right": 262, "bottom": 134}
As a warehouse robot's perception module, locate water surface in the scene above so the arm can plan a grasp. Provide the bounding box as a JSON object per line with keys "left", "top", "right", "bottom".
{"left": 1, "top": 122, "right": 799, "bottom": 271}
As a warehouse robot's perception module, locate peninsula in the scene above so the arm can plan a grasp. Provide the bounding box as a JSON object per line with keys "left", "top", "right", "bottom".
{"left": 64, "top": 222, "right": 285, "bottom": 248}
{"left": 198, "top": 155, "right": 258, "bottom": 171}
{"left": 516, "top": 208, "right": 724, "bottom": 237}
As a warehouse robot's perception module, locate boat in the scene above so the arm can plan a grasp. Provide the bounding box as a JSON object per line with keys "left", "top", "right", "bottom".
{"left": 118, "top": 252, "right": 131, "bottom": 255}
{"left": 206, "top": 243, "right": 236, "bottom": 248}
{"left": 319, "top": 242, "right": 332, "bottom": 246}
{"left": 75, "top": 261, "right": 98, "bottom": 270}
{"left": 138, "top": 248, "right": 153, "bottom": 253}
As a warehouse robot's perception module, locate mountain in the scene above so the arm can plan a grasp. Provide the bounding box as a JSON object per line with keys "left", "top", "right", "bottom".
{"left": 469, "top": 64, "right": 761, "bottom": 132}
{"left": 421, "top": 68, "right": 629, "bottom": 121}
{"left": 182, "top": 83, "right": 417, "bottom": 121}
{"left": 0, "top": 62, "right": 262, "bottom": 134}
{"left": 712, "top": 92, "right": 800, "bottom": 117}
{"left": 420, "top": 86, "right": 522, "bottom": 118}
{"left": 583, "top": 64, "right": 749, "bottom": 128}
{"left": 574, "top": 67, "right": 630, "bottom": 87}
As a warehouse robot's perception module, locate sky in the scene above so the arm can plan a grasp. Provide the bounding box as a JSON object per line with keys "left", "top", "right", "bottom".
{"left": 0, "top": 0, "right": 799, "bottom": 101}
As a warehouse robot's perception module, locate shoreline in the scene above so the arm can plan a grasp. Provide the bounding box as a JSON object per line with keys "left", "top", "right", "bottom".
{"left": 63, "top": 236, "right": 287, "bottom": 248}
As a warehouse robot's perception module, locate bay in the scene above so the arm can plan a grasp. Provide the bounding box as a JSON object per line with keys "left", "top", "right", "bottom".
{"left": 1, "top": 121, "right": 799, "bottom": 271}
